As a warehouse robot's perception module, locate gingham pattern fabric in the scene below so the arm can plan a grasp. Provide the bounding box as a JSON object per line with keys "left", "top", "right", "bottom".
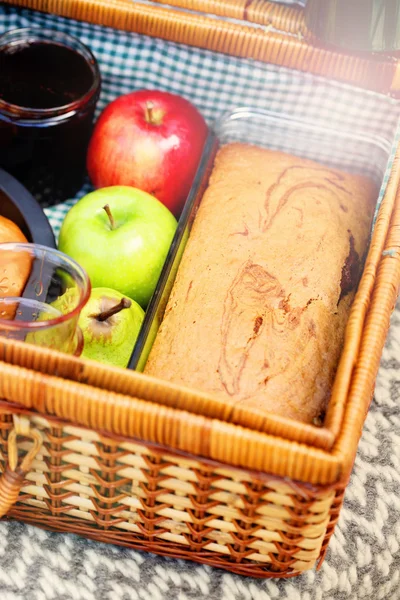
{"left": 1, "top": 3, "right": 400, "bottom": 599}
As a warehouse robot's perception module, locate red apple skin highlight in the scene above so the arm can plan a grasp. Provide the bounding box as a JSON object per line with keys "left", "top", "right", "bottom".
{"left": 87, "top": 90, "right": 208, "bottom": 217}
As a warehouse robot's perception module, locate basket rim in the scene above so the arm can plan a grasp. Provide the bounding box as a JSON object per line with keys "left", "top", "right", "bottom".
{"left": 0, "top": 402, "right": 349, "bottom": 494}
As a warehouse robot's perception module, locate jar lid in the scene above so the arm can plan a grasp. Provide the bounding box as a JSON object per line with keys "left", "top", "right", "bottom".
{"left": 0, "top": 168, "right": 56, "bottom": 248}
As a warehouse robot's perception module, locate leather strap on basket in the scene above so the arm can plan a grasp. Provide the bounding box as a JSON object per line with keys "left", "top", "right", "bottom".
{"left": 0, "top": 416, "right": 42, "bottom": 518}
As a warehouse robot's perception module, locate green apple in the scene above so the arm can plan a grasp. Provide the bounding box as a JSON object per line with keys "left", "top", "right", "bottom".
{"left": 58, "top": 186, "right": 177, "bottom": 308}
{"left": 79, "top": 287, "right": 144, "bottom": 367}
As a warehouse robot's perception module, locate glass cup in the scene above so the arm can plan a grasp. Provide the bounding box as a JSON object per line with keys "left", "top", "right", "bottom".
{"left": 0, "top": 243, "right": 91, "bottom": 355}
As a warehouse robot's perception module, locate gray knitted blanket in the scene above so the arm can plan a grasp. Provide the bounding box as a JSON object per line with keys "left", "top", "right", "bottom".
{"left": 1, "top": 302, "right": 399, "bottom": 600}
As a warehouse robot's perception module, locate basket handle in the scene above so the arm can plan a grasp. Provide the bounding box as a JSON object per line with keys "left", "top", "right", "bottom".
{"left": 0, "top": 416, "right": 42, "bottom": 518}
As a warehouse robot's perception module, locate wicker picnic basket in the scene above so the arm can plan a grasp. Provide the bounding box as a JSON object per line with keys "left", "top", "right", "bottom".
{"left": 0, "top": 0, "right": 400, "bottom": 579}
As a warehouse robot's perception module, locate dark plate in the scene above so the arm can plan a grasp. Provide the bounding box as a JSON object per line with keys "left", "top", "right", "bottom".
{"left": 0, "top": 167, "right": 56, "bottom": 248}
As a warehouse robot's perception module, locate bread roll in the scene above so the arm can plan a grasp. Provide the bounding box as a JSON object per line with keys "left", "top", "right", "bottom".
{"left": 144, "top": 144, "right": 377, "bottom": 423}
{"left": 0, "top": 216, "right": 31, "bottom": 319}
{"left": 0, "top": 215, "right": 27, "bottom": 245}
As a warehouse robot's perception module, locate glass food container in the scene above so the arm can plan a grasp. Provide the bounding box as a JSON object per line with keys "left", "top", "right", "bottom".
{"left": 0, "top": 28, "right": 101, "bottom": 207}
{"left": 127, "top": 107, "right": 394, "bottom": 371}
{"left": 0, "top": 242, "right": 91, "bottom": 355}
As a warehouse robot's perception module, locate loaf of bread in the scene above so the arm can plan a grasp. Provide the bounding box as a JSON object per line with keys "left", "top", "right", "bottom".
{"left": 144, "top": 144, "right": 377, "bottom": 423}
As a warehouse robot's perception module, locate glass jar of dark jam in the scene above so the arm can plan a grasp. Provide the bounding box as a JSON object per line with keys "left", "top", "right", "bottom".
{"left": 0, "top": 28, "right": 101, "bottom": 207}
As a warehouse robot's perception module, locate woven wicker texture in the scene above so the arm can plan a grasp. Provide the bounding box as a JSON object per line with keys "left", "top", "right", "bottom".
{"left": 146, "top": 0, "right": 306, "bottom": 33}
{"left": 0, "top": 411, "right": 344, "bottom": 577}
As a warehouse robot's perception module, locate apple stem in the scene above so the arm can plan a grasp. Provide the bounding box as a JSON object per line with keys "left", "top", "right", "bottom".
{"left": 145, "top": 101, "right": 154, "bottom": 125}
{"left": 92, "top": 298, "right": 132, "bottom": 322}
{"left": 103, "top": 204, "right": 115, "bottom": 230}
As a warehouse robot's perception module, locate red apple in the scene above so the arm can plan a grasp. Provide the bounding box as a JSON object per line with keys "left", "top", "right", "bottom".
{"left": 86, "top": 90, "right": 208, "bottom": 217}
